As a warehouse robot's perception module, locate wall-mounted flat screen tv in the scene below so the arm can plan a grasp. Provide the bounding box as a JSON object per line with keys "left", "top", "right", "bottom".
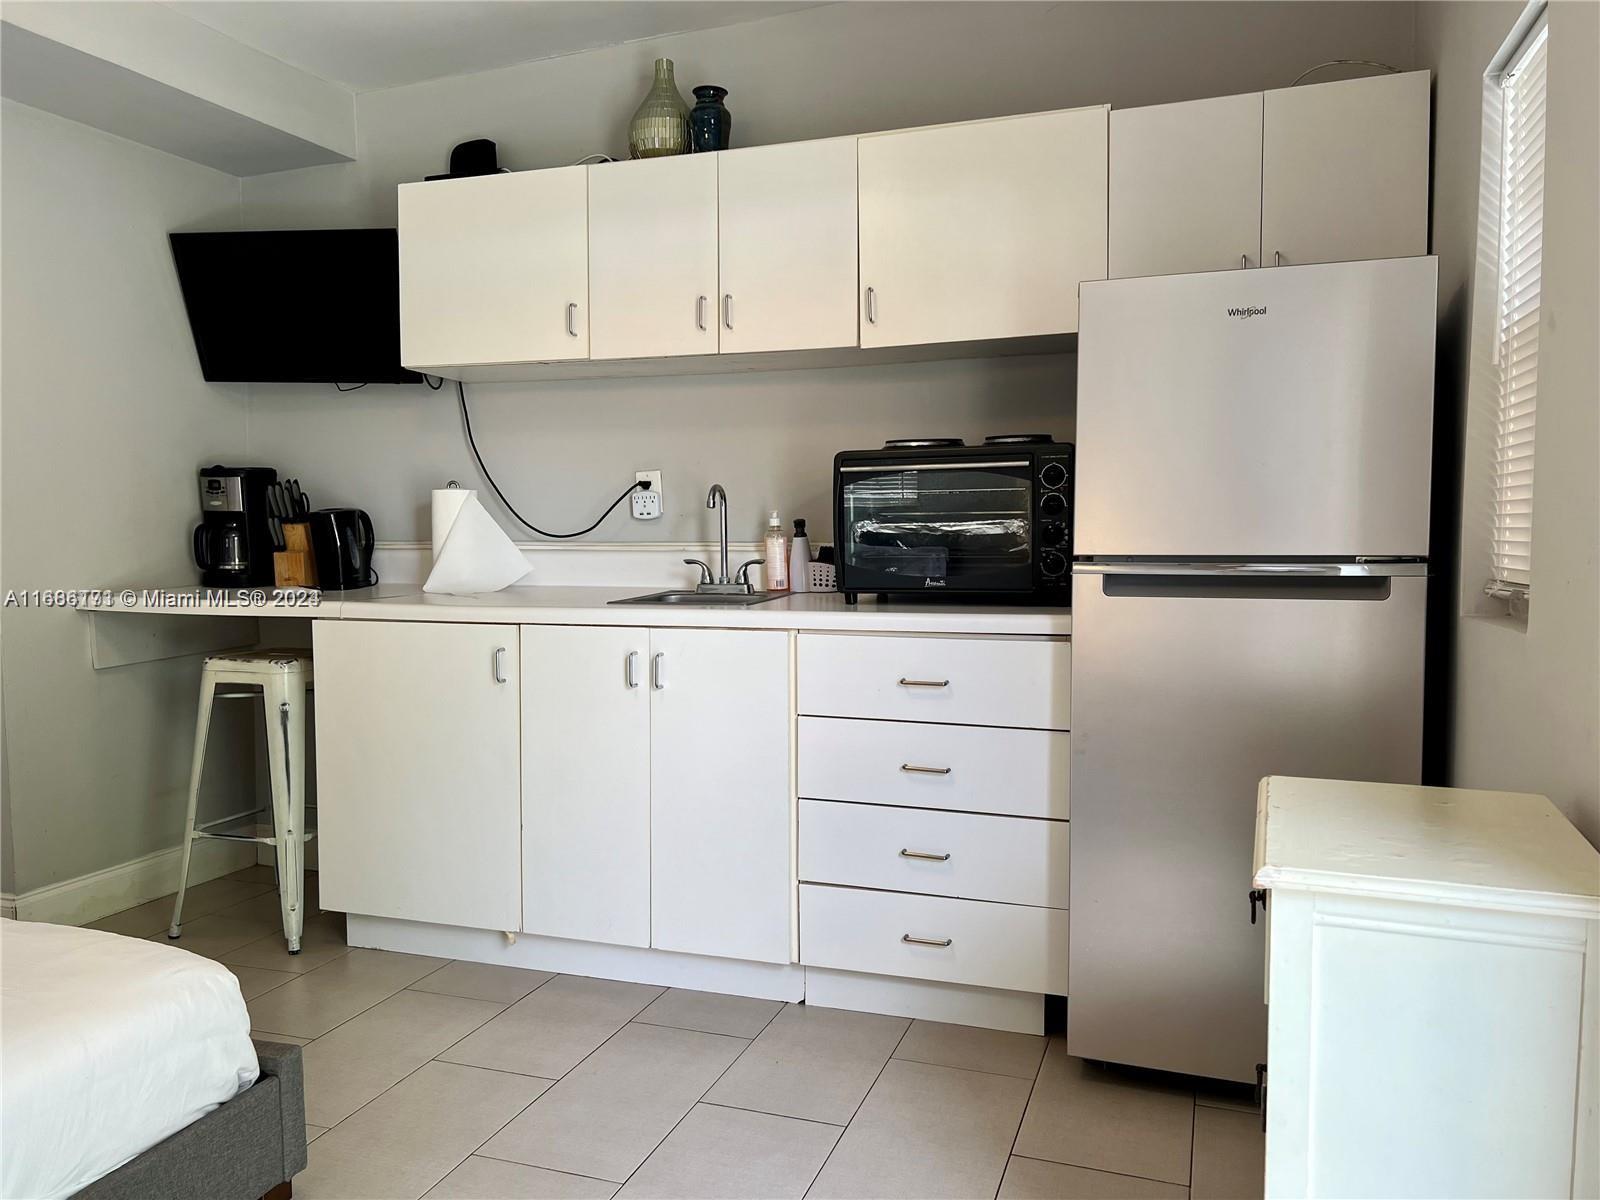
{"left": 170, "top": 228, "right": 422, "bottom": 384}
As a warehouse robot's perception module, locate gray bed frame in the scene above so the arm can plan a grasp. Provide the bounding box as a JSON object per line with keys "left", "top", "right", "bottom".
{"left": 75, "top": 1040, "right": 307, "bottom": 1200}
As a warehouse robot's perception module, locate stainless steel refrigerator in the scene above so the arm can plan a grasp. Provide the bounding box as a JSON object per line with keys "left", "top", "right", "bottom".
{"left": 1067, "top": 256, "right": 1438, "bottom": 1083}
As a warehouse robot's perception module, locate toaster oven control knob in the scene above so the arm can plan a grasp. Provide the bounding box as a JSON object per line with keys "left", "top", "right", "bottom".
{"left": 1041, "top": 521, "right": 1067, "bottom": 547}
{"left": 1040, "top": 549, "right": 1068, "bottom": 578}
{"left": 1039, "top": 462, "right": 1068, "bottom": 490}
{"left": 1039, "top": 491, "right": 1066, "bottom": 517}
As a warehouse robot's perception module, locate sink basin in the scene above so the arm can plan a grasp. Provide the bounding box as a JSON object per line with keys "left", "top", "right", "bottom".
{"left": 609, "top": 590, "right": 782, "bottom": 607}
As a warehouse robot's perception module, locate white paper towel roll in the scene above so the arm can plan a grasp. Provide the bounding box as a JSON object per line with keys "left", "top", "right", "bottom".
{"left": 424, "top": 491, "right": 532, "bottom": 594}
{"left": 431, "top": 486, "right": 474, "bottom": 561}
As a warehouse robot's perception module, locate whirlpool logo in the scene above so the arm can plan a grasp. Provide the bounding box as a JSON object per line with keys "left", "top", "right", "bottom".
{"left": 1227, "top": 305, "right": 1268, "bottom": 319}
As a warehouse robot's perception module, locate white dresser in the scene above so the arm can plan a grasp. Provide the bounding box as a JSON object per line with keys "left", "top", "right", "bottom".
{"left": 1253, "top": 776, "right": 1600, "bottom": 1200}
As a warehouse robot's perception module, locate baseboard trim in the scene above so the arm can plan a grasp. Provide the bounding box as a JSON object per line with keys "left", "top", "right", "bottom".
{"left": 347, "top": 914, "right": 807, "bottom": 1002}
{"left": 2, "top": 838, "right": 256, "bottom": 926}
{"left": 804, "top": 966, "right": 1045, "bottom": 1034}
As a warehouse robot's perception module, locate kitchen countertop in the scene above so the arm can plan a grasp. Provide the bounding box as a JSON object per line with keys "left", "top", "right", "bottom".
{"left": 78, "top": 584, "right": 1071, "bottom": 636}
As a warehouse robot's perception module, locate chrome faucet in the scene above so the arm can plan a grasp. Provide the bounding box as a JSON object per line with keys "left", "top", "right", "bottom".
{"left": 707, "top": 484, "right": 730, "bottom": 584}
{"left": 683, "top": 483, "right": 764, "bottom": 594}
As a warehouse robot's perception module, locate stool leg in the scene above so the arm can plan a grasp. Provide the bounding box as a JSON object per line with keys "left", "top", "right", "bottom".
{"left": 263, "top": 671, "right": 307, "bottom": 953}
{"left": 169, "top": 670, "right": 218, "bottom": 939}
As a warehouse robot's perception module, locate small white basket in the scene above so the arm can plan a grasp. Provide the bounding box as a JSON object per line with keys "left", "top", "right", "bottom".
{"left": 808, "top": 561, "right": 838, "bottom": 592}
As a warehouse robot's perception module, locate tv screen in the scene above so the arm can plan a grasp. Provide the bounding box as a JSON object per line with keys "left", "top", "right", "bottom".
{"left": 170, "top": 229, "right": 422, "bottom": 384}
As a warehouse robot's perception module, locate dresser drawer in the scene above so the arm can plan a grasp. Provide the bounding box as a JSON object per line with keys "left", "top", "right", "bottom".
{"left": 799, "top": 718, "right": 1069, "bottom": 819}
{"left": 800, "top": 799, "right": 1069, "bottom": 908}
{"left": 797, "top": 633, "right": 1069, "bottom": 729}
{"left": 800, "top": 884, "right": 1069, "bottom": 995}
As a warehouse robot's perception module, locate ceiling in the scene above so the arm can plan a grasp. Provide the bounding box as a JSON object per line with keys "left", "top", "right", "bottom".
{"left": 164, "top": 1, "right": 825, "bottom": 93}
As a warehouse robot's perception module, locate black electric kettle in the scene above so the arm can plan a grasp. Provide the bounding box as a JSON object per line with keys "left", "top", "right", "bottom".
{"left": 307, "top": 508, "right": 377, "bottom": 590}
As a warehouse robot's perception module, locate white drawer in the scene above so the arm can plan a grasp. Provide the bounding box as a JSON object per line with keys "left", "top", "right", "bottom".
{"left": 800, "top": 883, "right": 1069, "bottom": 995}
{"left": 799, "top": 717, "right": 1069, "bottom": 819}
{"left": 797, "top": 633, "right": 1070, "bottom": 730}
{"left": 800, "top": 799, "right": 1069, "bottom": 908}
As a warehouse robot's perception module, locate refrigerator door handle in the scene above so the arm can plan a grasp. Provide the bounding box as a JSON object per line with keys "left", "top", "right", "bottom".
{"left": 1073, "top": 561, "right": 1427, "bottom": 578}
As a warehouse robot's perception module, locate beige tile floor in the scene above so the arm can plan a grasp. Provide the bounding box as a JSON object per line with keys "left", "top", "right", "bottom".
{"left": 90, "top": 867, "right": 1265, "bottom": 1200}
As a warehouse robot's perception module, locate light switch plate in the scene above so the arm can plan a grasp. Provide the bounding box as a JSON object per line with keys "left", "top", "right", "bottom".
{"left": 632, "top": 470, "right": 663, "bottom": 520}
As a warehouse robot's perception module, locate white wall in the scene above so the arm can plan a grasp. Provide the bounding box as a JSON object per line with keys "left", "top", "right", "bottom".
{"left": 238, "top": 1, "right": 1417, "bottom": 546}
{"left": 0, "top": 100, "right": 252, "bottom": 893}
{"left": 1416, "top": 1, "right": 1600, "bottom": 843}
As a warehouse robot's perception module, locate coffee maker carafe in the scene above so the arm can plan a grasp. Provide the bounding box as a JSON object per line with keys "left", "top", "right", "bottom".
{"left": 194, "top": 466, "right": 277, "bottom": 587}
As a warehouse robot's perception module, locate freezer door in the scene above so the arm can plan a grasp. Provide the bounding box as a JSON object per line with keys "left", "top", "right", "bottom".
{"left": 1075, "top": 257, "right": 1437, "bottom": 557}
{"left": 1066, "top": 568, "right": 1426, "bottom": 1082}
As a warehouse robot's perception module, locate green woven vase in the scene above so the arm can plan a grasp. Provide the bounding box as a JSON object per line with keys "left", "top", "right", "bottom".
{"left": 628, "top": 58, "right": 690, "bottom": 159}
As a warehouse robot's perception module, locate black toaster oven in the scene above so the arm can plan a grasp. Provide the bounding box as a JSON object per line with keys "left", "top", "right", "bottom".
{"left": 833, "top": 435, "right": 1073, "bottom": 604}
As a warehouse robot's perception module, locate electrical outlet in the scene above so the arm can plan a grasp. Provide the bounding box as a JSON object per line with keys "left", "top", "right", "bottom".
{"left": 632, "top": 470, "right": 663, "bottom": 520}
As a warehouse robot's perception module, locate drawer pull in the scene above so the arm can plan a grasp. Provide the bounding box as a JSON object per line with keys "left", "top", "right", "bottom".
{"left": 901, "top": 933, "right": 953, "bottom": 948}
{"left": 899, "top": 763, "right": 952, "bottom": 776}
{"left": 899, "top": 848, "right": 952, "bottom": 862}
{"left": 897, "top": 677, "right": 950, "bottom": 688}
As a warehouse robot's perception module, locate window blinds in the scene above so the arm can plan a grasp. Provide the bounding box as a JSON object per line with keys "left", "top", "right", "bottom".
{"left": 1488, "top": 18, "right": 1547, "bottom": 595}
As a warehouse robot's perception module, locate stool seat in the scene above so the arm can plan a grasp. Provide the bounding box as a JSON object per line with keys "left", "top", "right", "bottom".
{"left": 204, "top": 649, "right": 315, "bottom": 679}
{"left": 169, "top": 648, "right": 313, "bottom": 952}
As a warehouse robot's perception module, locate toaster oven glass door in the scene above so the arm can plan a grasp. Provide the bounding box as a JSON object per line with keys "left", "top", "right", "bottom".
{"left": 839, "top": 460, "right": 1034, "bottom": 593}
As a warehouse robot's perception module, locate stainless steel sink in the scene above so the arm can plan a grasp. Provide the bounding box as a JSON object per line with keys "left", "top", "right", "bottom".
{"left": 609, "top": 590, "right": 781, "bottom": 607}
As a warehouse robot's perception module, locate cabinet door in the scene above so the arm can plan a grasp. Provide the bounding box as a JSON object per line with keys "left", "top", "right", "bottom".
{"left": 588, "top": 156, "right": 719, "bottom": 359}
{"left": 649, "top": 628, "right": 791, "bottom": 963}
{"left": 1110, "top": 93, "right": 1263, "bottom": 277}
{"left": 717, "top": 138, "right": 859, "bottom": 353}
{"left": 314, "top": 620, "right": 521, "bottom": 931}
{"left": 399, "top": 168, "right": 589, "bottom": 368}
{"left": 521, "top": 625, "right": 650, "bottom": 947}
{"left": 858, "top": 108, "right": 1107, "bottom": 347}
{"left": 1262, "top": 70, "right": 1430, "bottom": 267}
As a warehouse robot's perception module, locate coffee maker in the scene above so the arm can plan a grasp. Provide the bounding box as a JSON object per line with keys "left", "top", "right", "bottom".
{"left": 194, "top": 466, "right": 277, "bottom": 587}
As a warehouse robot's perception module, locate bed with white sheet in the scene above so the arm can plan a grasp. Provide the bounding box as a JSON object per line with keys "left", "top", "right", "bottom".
{"left": 0, "top": 919, "right": 278, "bottom": 1200}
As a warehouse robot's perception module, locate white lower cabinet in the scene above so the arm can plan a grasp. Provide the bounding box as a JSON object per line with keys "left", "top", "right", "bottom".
{"left": 314, "top": 620, "right": 522, "bottom": 932}
{"left": 521, "top": 624, "right": 792, "bottom": 963}
{"left": 650, "top": 627, "right": 791, "bottom": 963}
{"left": 521, "top": 625, "right": 650, "bottom": 947}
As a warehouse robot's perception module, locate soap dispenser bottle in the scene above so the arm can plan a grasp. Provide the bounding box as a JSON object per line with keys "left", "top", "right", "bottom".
{"left": 764, "top": 511, "right": 790, "bottom": 592}
{"left": 789, "top": 518, "right": 812, "bottom": 592}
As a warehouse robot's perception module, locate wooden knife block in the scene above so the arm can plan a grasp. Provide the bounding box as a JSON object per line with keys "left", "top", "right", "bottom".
{"left": 273, "top": 522, "right": 318, "bottom": 588}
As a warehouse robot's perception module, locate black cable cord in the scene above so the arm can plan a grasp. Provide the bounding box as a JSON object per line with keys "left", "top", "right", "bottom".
{"left": 423, "top": 374, "right": 444, "bottom": 390}
{"left": 335, "top": 381, "right": 368, "bottom": 392}
{"left": 456, "top": 379, "right": 645, "bottom": 539}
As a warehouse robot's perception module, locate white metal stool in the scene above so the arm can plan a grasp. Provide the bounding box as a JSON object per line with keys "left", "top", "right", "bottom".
{"left": 169, "top": 649, "right": 314, "bottom": 952}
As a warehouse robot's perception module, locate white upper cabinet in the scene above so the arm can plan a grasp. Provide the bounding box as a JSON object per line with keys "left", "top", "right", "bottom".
{"left": 399, "top": 167, "right": 589, "bottom": 368}
{"left": 521, "top": 624, "right": 651, "bottom": 948}
{"left": 313, "top": 620, "right": 522, "bottom": 932}
{"left": 1110, "top": 92, "right": 1264, "bottom": 277}
{"left": 649, "top": 627, "right": 792, "bottom": 964}
{"left": 717, "top": 137, "right": 859, "bottom": 353}
{"left": 1261, "top": 70, "right": 1430, "bottom": 267}
{"left": 858, "top": 107, "right": 1108, "bottom": 347}
{"left": 588, "top": 155, "right": 719, "bottom": 360}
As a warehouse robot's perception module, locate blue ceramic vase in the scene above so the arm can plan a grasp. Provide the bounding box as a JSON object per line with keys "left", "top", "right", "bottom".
{"left": 689, "top": 86, "right": 732, "bottom": 153}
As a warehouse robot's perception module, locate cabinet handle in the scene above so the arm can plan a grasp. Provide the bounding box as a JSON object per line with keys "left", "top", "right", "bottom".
{"left": 899, "top": 848, "right": 952, "bottom": 862}
{"left": 1240, "top": 253, "right": 1248, "bottom": 269}
{"left": 899, "top": 763, "right": 952, "bottom": 776}
{"left": 566, "top": 302, "right": 579, "bottom": 337}
{"left": 864, "top": 286, "right": 878, "bottom": 325}
{"left": 897, "top": 677, "right": 949, "bottom": 688}
{"left": 722, "top": 293, "right": 733, "bottom": 330}
{"left": 492, "top": 646, "right": 508, "bottom": 684}
{"left": 651, "top": 651, "right": 664, "bottom": 690}
{"left": 901, "top": 933, "right": 953, "bottom": 948}
{"left": 696, "top": 295, "right": 708, "bottom": 331}
{"left": 1249, "top": 888, "right": 1269, "bottom": 925}
{"left": 625, "top": 650, "right": 639, "bottom": 689}
{"left": 1273, "top": 250, "right": 1283, "bottom": 267}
